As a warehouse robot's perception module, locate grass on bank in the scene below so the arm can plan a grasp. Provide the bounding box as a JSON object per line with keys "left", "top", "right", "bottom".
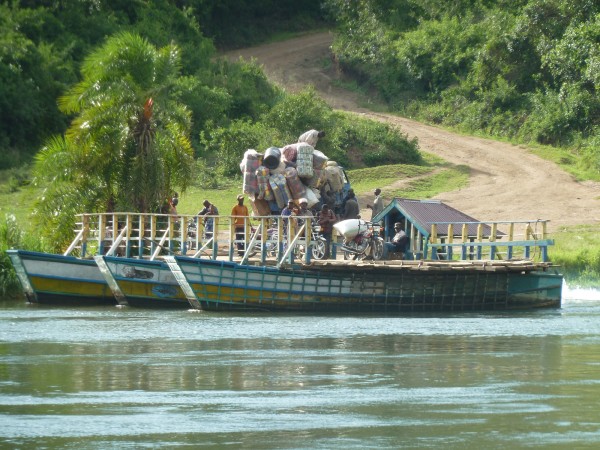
{"left": 551, "top": 225, "right": 600, "bottom": 288}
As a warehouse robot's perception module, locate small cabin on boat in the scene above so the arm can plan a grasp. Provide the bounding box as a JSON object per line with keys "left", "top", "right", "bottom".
{"left": 372, "top": 198, "right": 552, "bottom": 262}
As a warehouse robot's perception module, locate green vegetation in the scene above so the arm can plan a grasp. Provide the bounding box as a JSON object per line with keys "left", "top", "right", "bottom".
{"left": 0, "top": 1, "right": 327, "bottom": 170}
{"left": 34, "top": 33, "right": 196, "bottom": 251}
{"left": 325, "top": 0, "right": 600, "bottom": 174}
{"left": 0, "top": 215, "right": 49, "bottom": 298}
{"left": 550, "top": 225, "right": 600, "bottom": 287}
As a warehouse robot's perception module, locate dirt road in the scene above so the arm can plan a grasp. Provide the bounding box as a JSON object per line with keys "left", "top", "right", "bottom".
{"left": 225, "top": 32, "right": 599, "bottom": 231}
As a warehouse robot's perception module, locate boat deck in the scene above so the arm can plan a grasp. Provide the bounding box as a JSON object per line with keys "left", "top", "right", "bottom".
{"left": 304, "top": 259, "right": 556, "bottom": 273}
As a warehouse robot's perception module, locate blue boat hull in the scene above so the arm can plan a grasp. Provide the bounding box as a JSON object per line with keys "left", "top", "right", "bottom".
{"left": 7, "top": 250, "right": 115, "bottom": 305}
{"left": 8, "top": 250, "right": 563, "bottom": 312}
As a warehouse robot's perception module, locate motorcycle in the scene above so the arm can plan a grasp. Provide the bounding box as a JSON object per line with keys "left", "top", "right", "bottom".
{"left": 341, "top": 221, "right": 384, "bottom": 260}
{"left": 186, "top": 219, "right": 215, "bottom": 252}
{"left": 186, "top": 220, "right": 198, "bottom": 250}
{"left": 294, "top": 222, "right": 328, "bottom": 261}
{"left": 248, "top": 224, "right": 279, "bottom": 257}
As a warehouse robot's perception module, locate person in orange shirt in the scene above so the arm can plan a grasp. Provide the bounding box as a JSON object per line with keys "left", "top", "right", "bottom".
{"left": 231, "top": 194, "right": 249, "bottom": 256}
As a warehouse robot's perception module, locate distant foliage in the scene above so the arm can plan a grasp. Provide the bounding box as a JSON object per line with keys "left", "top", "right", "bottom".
{"left": 0, "top": 5, "right": 72, "bottom": 169}
{"left": 200, "top": 120, "right": 278, "bottom": 177}
{"left": 0, "top": 215, "right": 48, "bottom": 297}
{"left": 263, "top": 88, "right": 335, "bottom": 145}
{"left": 325, "top": 0, "right": 600, "bottom": 170}
{"left": 207, "top": 59, "right": 281, "bottom": 125}
{"left": 335, "top": 117, "right": 421, "bottom": 167}
{"left": 0, "top": 1, "right": 328, "bottom": 170}
{"left": 188, "top": 0, "right": 328, "bottom": 49}
{"left": 202, "top": 87, "right": 421, "bottom": 174}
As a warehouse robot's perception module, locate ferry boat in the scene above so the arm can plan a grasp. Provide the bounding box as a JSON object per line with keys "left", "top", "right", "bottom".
{"left": 7, "top": 199, "right": 563, "bottom": 312}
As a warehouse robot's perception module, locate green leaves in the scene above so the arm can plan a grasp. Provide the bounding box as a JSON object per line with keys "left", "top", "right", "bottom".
{"left": 326, "top": 0, "right": 599, "bottom": 155}
{"left": 35, "top": 32, "right": 194, "bottom": 246}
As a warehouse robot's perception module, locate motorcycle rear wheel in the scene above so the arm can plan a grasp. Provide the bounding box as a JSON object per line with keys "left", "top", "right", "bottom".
{"left": 343, "top": 241, "right": 367, "bottom": 260}
{"left": 343, "top": 241, "right": 355, "bottom": 260}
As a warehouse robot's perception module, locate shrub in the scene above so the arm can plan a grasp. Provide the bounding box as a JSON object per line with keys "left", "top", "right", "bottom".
{"left": 333, "top": 115, "right": 421, "bottom": 167}
{"left": 0, "top": 214, "right": 48, "bottom": 297}
{"left": 263, "top": 87, "right": 335, "bottom": 144}
{"left": 199, "top": 120, "right": 279, "bottom": 177}
{"left": 580, "top": 134, "right": 600, "bottom": 175}
{"left": 7, "top": 164, "right": 31, "bottom": 193}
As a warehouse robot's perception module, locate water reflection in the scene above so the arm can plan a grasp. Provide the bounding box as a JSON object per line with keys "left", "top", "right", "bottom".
{"left": 0, "top": 333, "right": 583, "bottom": 393}
{"left": 1, "top": 302, "right": 600, "bottom": 448}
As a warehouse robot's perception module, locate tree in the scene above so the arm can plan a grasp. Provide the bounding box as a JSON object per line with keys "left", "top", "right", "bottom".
{"left": 35, "top": 32, "right": 194, "bottom": 248}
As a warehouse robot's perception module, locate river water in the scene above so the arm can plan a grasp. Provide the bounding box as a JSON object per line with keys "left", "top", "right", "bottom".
{"left": 1, "top": 286, "right": 600, "bottom": 449}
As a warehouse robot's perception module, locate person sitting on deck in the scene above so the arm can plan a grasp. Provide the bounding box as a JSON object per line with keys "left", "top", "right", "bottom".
{"left": 386, "top": 222, "right": 409, "bottom": 258}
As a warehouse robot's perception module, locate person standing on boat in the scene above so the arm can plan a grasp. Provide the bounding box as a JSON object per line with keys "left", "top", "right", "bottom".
{"left": 168, "top": 192, "right": 178, "bottom": 216}
{"left": 281, "top": 199, "right": 295, "bottom": 237}
{"left": 295, "top": 198, "right": 313, "bottom": 237}
{"left": 367, "top": 188, "right": 383, "bottom": 220}
{"left": 298, "top": 129, "right": 325, "bottom": 147}
{"left": 231, "top": 194, "right": 249, "bottom": 257}
{"left": 197, "top": 200, "right": 218, "bottom": 239}
{"left": 297, "top": 198, "right": 313, "bottom": 219}
{"left": 342, "top": 190, "right": 359, "bottom": 220}
{"left": 320, "top": 181, "right": 336, "bottom": 211}
{"left": 317, "top": 204, "right": 337, "bottom": 259}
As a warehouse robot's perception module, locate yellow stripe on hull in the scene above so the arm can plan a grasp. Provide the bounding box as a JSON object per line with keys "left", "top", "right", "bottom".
{"left": 117, "top": 279, "right": 187, "bottom": 302}
{"left": 31, "top": 276, "right": 112, "bottom": 298}
{"left": 193, "top": 283, "right": 348, "bottom": 308}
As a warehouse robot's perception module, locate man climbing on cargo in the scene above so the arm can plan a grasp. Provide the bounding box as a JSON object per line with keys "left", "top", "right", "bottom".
{"left": 231, "top": 195, "right": 249, "bottom": 257}
{"left": 298, "top": 129, "right": 325, "bottom": 147}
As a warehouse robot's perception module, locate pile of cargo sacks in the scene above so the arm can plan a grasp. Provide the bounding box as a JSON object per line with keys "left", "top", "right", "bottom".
{"left": 240, "top": 141, "right": 347, "bottom": 216}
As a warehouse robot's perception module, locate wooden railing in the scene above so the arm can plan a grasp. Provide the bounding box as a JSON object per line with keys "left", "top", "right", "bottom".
{"left": 65, "top": 213, "right": 555, "bottom": 263}
{"left": 425, "top": 220, "right": 553, "bottom": 262}
{"left": 66, "top": 212, "right": 316, "bottom": 265}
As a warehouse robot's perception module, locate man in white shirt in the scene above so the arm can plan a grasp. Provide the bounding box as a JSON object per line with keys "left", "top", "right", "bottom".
{"left": 386, "top": 222, "right": 409, "bottom": 257}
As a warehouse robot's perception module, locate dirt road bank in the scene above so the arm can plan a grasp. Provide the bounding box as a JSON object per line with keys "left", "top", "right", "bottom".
{"left": 225, "top": 32, "right": 599, "bottom": 231}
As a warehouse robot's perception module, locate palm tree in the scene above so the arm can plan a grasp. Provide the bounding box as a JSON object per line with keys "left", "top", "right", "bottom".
{"left": 35, "top": 32, "right": 194, "bottom": 248}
